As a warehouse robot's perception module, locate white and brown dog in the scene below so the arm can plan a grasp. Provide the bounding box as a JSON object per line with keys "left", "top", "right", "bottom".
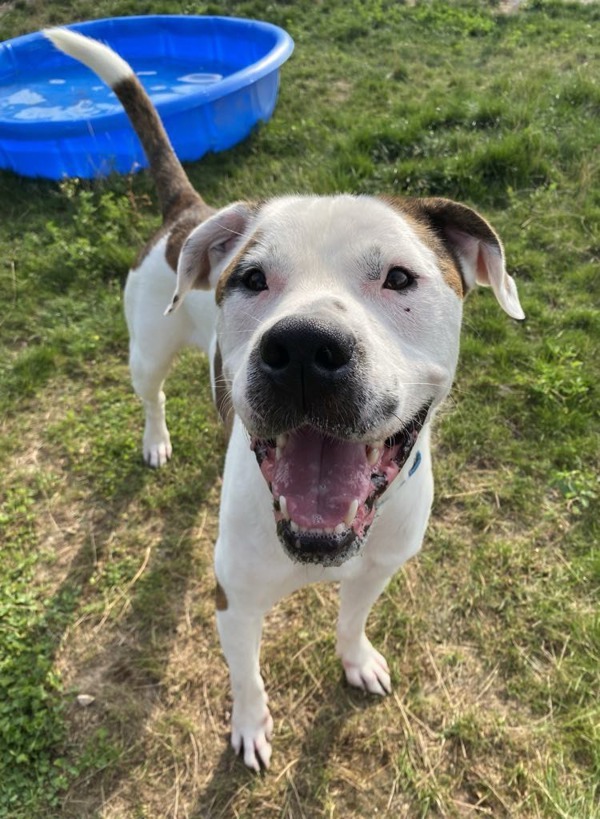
{"left": 47, "top": 28, "right": 525, "bottom": 771}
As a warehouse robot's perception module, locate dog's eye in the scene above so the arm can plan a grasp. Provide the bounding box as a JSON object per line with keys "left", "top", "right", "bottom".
{"left": 382, "top": 266, "right": 415, "bottom": 291}
{"left": 242, "top": 266, "right": 268, "bottom": 293}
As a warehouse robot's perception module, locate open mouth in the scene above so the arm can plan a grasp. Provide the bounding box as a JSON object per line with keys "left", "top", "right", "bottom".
{"left": 251, "top": 403, "right": 431, "bottom": 566}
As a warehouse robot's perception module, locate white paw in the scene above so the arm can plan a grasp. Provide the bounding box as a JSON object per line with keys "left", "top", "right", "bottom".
{"left": 341, "top": 641, "right": 392, "bottom": 696}
{"left": 144, "top": 433, "right": 173, "bottom": 469}
{"left": 144, "top": 420, "right": 173, "bottom": 469}
{"left": 231, "top": 705, "right": 274, "bottom": 771}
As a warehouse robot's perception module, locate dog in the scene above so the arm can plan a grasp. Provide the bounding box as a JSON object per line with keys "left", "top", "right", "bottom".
{"left": 46, "top": 27, "right": 525, "bottom": 771}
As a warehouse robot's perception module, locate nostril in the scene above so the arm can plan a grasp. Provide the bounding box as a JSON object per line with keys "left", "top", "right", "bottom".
{"left": 260, "top": 336, "right": 290, "bottom": 370}
{"left": 314, "top": 343, "right": 350, "bottom": 371}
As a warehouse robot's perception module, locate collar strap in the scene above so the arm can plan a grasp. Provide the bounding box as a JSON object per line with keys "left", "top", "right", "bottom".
{"left": 408, "top": 450, "right": 422, "bottom": 477}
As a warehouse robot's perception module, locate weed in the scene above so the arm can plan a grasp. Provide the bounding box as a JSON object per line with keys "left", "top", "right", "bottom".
{"left": 552, "top": 469, "right": 598, "bottom": 515}
{"left": 523, "top": 341, "right": 592, "bottom": 407}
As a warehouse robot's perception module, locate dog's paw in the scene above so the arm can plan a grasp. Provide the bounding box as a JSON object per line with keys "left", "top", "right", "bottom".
{"left": 143, "top": 430, "right": 172, "bottom": 468}
{"left": 341, "top": 641, "right": 392, "bottom": 696}
{"left": 144, "top": 440, "right": 172, "bottom": 468}
{"left": 231, "top": 705, "right": 274, "bottom": 772}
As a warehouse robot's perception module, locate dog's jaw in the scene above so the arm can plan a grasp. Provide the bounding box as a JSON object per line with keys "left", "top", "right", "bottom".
{"left": 251, "top": 402, "right": 430, "bottom": 566}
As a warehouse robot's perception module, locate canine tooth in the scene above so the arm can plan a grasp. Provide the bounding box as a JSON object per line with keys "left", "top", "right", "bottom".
{"left": 276, "top": 433, "right": 288, "bottom": 449}
{"left": 367, "top": 446, "right": 381, "bottom": 466}
{"left": 279, "top": 495, "right": 289, "bottom": 519}
{"left": 344, "top": 499, "right": 359, "bottom": 527}
{"left": 290, "top": 521, "right": 299, "bottom": 533}
{"left": 334, "top": 523, "right": 345, "bottom": 535}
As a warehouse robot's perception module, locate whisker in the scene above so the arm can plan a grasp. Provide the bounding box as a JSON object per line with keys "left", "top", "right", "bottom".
{"left": 213, "top": 222, "right": 245, "bottom": 238}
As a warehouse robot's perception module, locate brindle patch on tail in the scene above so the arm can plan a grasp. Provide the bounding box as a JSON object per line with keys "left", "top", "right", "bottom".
{"left": 112, "top": 76, "right": 210, "bottom": 224}
{"left": 112, "top": 75, "right": 216, "bottom": 273}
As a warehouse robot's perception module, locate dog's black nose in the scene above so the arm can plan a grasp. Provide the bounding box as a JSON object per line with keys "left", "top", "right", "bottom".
{"left": 259, "top": 316, "right": 356, "bottom": 408}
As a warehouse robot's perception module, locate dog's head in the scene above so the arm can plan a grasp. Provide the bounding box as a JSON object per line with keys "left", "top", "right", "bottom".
{"left": 167, "top": 195, "right": 524, "bottom": 566}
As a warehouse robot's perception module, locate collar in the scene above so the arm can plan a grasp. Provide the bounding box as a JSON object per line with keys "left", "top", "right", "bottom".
{"left": 408, "top": 450, "right": 422, "bottom": 477}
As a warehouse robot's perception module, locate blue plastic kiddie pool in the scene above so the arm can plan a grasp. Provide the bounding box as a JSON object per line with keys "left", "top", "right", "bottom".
{"left": 0, "top": 15, "right": 294, "bottom": 179}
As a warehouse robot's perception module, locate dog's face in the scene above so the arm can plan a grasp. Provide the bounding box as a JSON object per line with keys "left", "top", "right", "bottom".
{"left": 169, "top": 195, "right": 524, "bottom": 566}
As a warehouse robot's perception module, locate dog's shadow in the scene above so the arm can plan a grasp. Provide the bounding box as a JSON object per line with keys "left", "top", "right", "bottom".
{"left": 193, "top": 677, "right": 383, "bottom": 818}
{"left": 48, "top": 443, "right": 219, "bottom": 816}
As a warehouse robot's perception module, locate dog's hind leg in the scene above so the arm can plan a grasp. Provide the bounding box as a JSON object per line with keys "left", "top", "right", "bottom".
{"left": 129, "top": 342, "right": 176, "bottom": 468}
{"left": 125, "top": 266, "right": 217, "bottom": 466}
{"left": 336, "top": 572, "right": 393, "bottom": 696}
{"left": 125, "top": 249, "right": 192, "bottom": 467}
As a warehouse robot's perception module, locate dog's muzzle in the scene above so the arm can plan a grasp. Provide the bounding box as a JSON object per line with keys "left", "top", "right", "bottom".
{"left": 244, "top": 316, "right": 431, "bottom": 567}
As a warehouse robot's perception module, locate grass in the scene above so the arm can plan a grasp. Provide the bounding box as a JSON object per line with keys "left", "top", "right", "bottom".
{"left": 0, "top": 0, "right": 598, "bottom": 816}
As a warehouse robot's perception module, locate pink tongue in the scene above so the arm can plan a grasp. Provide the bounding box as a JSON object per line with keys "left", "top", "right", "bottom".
{"left": 268, "top": 428, "right": 372, "bottom": 528}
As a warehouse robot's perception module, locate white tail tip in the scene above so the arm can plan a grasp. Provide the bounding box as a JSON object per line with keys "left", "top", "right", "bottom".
{"left": 44, "top": 27, "right": 133, "bottom": 88}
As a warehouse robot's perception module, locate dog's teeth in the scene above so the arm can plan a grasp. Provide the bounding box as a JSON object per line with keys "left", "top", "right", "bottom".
{"left": 279, "top": 495, "right": 289, "bottom": 519}
{"left": 367, "top": 446, "right": 381, "bottom": 466}
{"left": 290, "top": 521, "right": 299, "bottom": 533}
{"left": 324, "top": 527, "right": 333, "bottom": 534}
{"left": 334, "top": 523, "right": 346, "bottom": 535}
{"left": 344, "top": 499, "right": 359, "bottom": 527}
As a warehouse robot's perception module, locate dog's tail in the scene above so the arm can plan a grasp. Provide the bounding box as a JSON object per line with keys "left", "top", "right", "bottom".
{"left": 44, "top": 27, "right": 203, "bottom": 222}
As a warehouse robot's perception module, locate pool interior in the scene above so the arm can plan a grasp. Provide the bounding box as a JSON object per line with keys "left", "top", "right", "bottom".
{"left": 0, "top": 59, "right": 235, "bottom": 123}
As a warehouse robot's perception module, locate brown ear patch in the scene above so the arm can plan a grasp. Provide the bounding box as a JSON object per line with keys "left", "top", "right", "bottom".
{"left": 381, "top": 196, "right": 465, "bottom": 298}
{"left": 418, "top": 196, "right": 501, "bottom": 249}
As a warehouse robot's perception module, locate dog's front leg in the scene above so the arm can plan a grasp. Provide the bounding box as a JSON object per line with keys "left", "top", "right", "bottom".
{"left": 336, "top": 571, "right": 394, "bottom": 696}
{"left": 216, "top": 604, "right": 273, "bottom": 771}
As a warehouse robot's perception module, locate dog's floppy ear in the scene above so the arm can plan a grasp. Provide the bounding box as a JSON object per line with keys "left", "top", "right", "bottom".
{"left": 415, "top": 197, "right": 525, "bottom": 320}
{"left": 166, "top": 201, "right": 256, "bottom": 314}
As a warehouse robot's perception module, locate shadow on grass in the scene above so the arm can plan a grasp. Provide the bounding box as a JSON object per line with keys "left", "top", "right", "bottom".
{"left": 192, "top": 745, "right": 262, "bottom": 819}
{"left": 18, "top": 451, "right": 217, "bottom": 818}
{"left": 193, "top": 677, "right": 384, "bottom": 818}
